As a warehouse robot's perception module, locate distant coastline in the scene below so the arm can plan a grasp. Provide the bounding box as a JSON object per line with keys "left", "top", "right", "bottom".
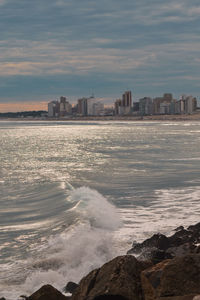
{"left": 1, "top": 111, "right": 200, "bottom": 122}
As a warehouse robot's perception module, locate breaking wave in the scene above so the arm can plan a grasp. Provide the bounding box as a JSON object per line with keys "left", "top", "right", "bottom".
{"left": 0, "top": 186, "right": 122, "bottom": 299}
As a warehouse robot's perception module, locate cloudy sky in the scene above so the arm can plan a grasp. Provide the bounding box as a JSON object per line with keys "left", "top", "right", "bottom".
{"left": 0, "top": 0, "right": 200, "bottom": 111}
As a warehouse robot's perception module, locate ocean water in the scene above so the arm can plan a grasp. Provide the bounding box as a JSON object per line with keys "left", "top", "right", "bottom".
{"left": 0, "top": 120, "right": 200, "bottom": 299}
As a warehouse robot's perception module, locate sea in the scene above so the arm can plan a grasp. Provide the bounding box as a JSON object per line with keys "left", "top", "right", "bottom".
{"left": 0, "top": 120, "right": 200, "bottom": 299}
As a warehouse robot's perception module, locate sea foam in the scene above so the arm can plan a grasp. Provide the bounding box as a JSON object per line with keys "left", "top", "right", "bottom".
{"left": 4, "top": 187, "right": 122, "bottom": 299}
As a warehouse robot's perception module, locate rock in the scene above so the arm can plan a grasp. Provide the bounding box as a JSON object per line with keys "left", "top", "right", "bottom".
{"left": 157, "top": 296, "right": 199, "bottom": 300}
{"left": 174, "top": 226, "right": 184, "bottom": 232}
{"left": 168, "top": 229, "right": 193, "bottom": 246}
{"left": 128, "top": 222, "right": 200, "bottom": 262}
{"left": 194, "top": 245, "right": 200, "bottom": 253}
{"left": 149, "top": 249, "right": 172, "bottom": 264}
{"left": 0, "top": 297, "right": 6, "bottom": 300}
{"left": 136, "top": 247, "right": 172, "bottom": 264}
{"left": 166, "top": 243, "right": 196, "bottom": 257}
{"left": 187, "top": 223, "right": 200, "bottom": 243}
{"left": 71, "top": 255, "right": 145, "bottom": 300}
{"left": 127, "top": 234, "right": 170, "bottom": 255}
{"left": 187, "top": 222, "right": 200, "bottom": 232}
{"left": 63, "top": 282, "right": 78, "bottom": 294}
{"left": 141, "top": 254, "right": 200, "bottom": 300}
{"left": 29, "top": 284, "right": 70, "bottom": 300}
{"left": 93, "top": 296, "right": 130, "bottom": 299}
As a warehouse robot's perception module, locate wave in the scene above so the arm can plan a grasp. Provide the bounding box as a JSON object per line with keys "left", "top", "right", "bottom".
{"left": 1, "top": 184, "right": 200, "bottom": 300}
{"left": 0, "top": 186, "right": 122, "bottom": 300}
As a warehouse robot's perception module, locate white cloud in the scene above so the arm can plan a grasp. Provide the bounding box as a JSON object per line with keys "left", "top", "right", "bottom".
{"left": 119, "top": 1, "right": 200, "bottom": 25}
{"left": 0, "top": 39, "right": 159, "bottom": 76}
{"left": 0, "top": 35, "right": 200, "bottom": 77}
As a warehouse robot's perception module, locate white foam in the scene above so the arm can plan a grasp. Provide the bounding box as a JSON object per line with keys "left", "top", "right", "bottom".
{"left": 116, "top": 185, "right": 200, "bottom": 244}
{"left": 0, "top": 187, "right": 122, "bottom": 299}
{"left": 68, "top": 186, "right": 122, "bottom": 230}
{"left": 1, "top": 185, "right": 200, "bottom": 300}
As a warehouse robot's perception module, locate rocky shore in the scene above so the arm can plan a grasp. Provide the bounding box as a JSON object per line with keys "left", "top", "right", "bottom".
{"left": 4, "top": 222, "right": 200, "bottom": 300}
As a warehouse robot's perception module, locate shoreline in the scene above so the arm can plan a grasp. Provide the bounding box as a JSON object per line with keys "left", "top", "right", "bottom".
{"left": 5, "top": 221, "right": 200, "bottom": 300}
{"left": 0, "top": 112, "right": 200, "bottom": 122}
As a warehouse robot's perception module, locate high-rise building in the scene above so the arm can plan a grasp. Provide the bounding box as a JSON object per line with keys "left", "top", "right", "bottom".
{"left": 133, "top": 102, "right": 139, "bottom": 112}
{"left": 139, "top": 97, "right": 153, "bottom": 115}
{"left": 48, "top": 100, "right": 59, "bottom": 117}
{"left": 153, "top": 93, "right": 173, "bottom": 114}
{"left": 77, "top": 98, "right": 88, "bottom": 115}
{"left": 114, "top": 91, "right": 132, "bottom": 115}
{"left": 77, "top": 96, "right": 104, "bottom": 116}
{"left": 87, "top": 96, "right": 95, "bottom": 115}
{"left": 160, "top": 102, "right": 170, "bottom": 114}
{"left": 163, "top": 93, "right": 173, "bottom": 102}
{"left": 184, "top": 96, "right": 197, "bottom": 114}
{"left": 114, "top": 99, "right": 122, "bottom": 115}
{"left": 60, "top": 96, "right": 72, "bottom": 116}
{"left": 93, "top": 102, "right": 104, "bottom": 115}
{"left": 122, "top": 91, "right": 132, "bottom": 107}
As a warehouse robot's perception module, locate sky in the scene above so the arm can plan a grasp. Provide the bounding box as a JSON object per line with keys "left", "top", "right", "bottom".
{"left": 0, "top": 0, "right": 200, "bottom": 112}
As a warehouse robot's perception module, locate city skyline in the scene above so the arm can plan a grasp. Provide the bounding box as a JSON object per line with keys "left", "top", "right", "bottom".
{"left": 0, "top": 91, "right": 199, "bottom": 113}
{"left": 0, "top": 0, "right": 200, "bottom": 112}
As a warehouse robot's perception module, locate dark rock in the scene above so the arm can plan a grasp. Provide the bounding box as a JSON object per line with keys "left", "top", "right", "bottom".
{"left": 141, "top": 254, "right": 200, "bottom": 300}
{"left": 166, "top": 243, "right": 196, "bottom": 258}
{"left": 168, "top": 229, "right": 193, "bottom": 246}
{"left": 0, "top": 298, "right": 6, "bottom": 300}
{"left": 136, "top": 248, "right": 172, "bottom": 264}
{"left": 127, "top": 234, "right": 170, "bottom": 255}
{"left": 150, "top": 249, "right": 173, "bottom": 264}
{"left": 93, "top": 295, "right": 129, "bottom": 299}
{"left": 71, "top": 255, "right": 144, "bottom": 300}
{"left": 64, "top": 282, "right": 78, "bottom": 294}
{"left": 156, "top": 295, "right": 199, "bottom": 300}
{"left": 29, "top": 284, "right": 70, "bottom": 300}
{"left": 194, "top": 245, "right": 200, "bottom": 253}
{"left": 19, "top": 296, "right": 29, "bottom": 300}
{"left": 187, "top": 222, "right": 200, "bottom": 232}
{"left": 128, "top": 222, "right": 200, "bottom": 262}
{"left": 174, "top": 226, "right": 184, "bottom": 232}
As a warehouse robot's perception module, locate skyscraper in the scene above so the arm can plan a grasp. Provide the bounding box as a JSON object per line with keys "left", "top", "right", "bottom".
{"left": 115, "top": 91, "right": 132, "bottom": 115}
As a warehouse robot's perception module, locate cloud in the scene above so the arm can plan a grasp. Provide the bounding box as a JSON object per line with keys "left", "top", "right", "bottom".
{"left": 0, "top": 0, "right": 6, "bottom": 5}
{"left": 1, "top": 34, "right": 200, "bottom": 77}
{"left": 0, "top": 0, "right": 200, "bottom": 102}
{"left": 0, "top": 39, "right": 158, "bottom": 76}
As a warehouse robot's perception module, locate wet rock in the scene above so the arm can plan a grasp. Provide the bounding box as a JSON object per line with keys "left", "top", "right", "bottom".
{"left": 127, "top": 234, "right": 170, "bottom": 255}
{"left": 187, "top": 223, "right": 200, "bottom": 244}
{"left": 71, "top": 255, "right": 144, "bottom": 300}
{"left": 187, "top": 222, "right": 200, "bottom": 232}
{"left": 194, "top": 245, "right": 200, "bottom": 253}
{"left": 93, "top": 295, "right": 129, "bottom": 299}
{"left": 136, "top": 247, "right": 172, "bottom": 264}
{"left": 174, "top": 226, "right": 184, "bottom": 232}
{"left": 29, "top": 284, "right": 70, "bottom": 300}
{"left": 156, "top": 295, "right": 199, "bottom": 300}
{"left": 166, "top": 243, "right": 196, "bottom": 257}
{"left": 128, "top": 222, "right": 200, "bottom": 262}
{"left": 168, "top": 229, "right": 193, "bottom": 246}
{"left": 149, "top": 249, "right": 172, "bottom": 264}
{"left": 64, "top": 282, "right": 78, "bottom": 294}
{"left": 141, "top": 254, "right": 200, "bottom": 300}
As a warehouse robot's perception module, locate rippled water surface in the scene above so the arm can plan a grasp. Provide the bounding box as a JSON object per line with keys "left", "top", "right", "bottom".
{"left": 0, "top": 120, "right": 200, "bottom": 299}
